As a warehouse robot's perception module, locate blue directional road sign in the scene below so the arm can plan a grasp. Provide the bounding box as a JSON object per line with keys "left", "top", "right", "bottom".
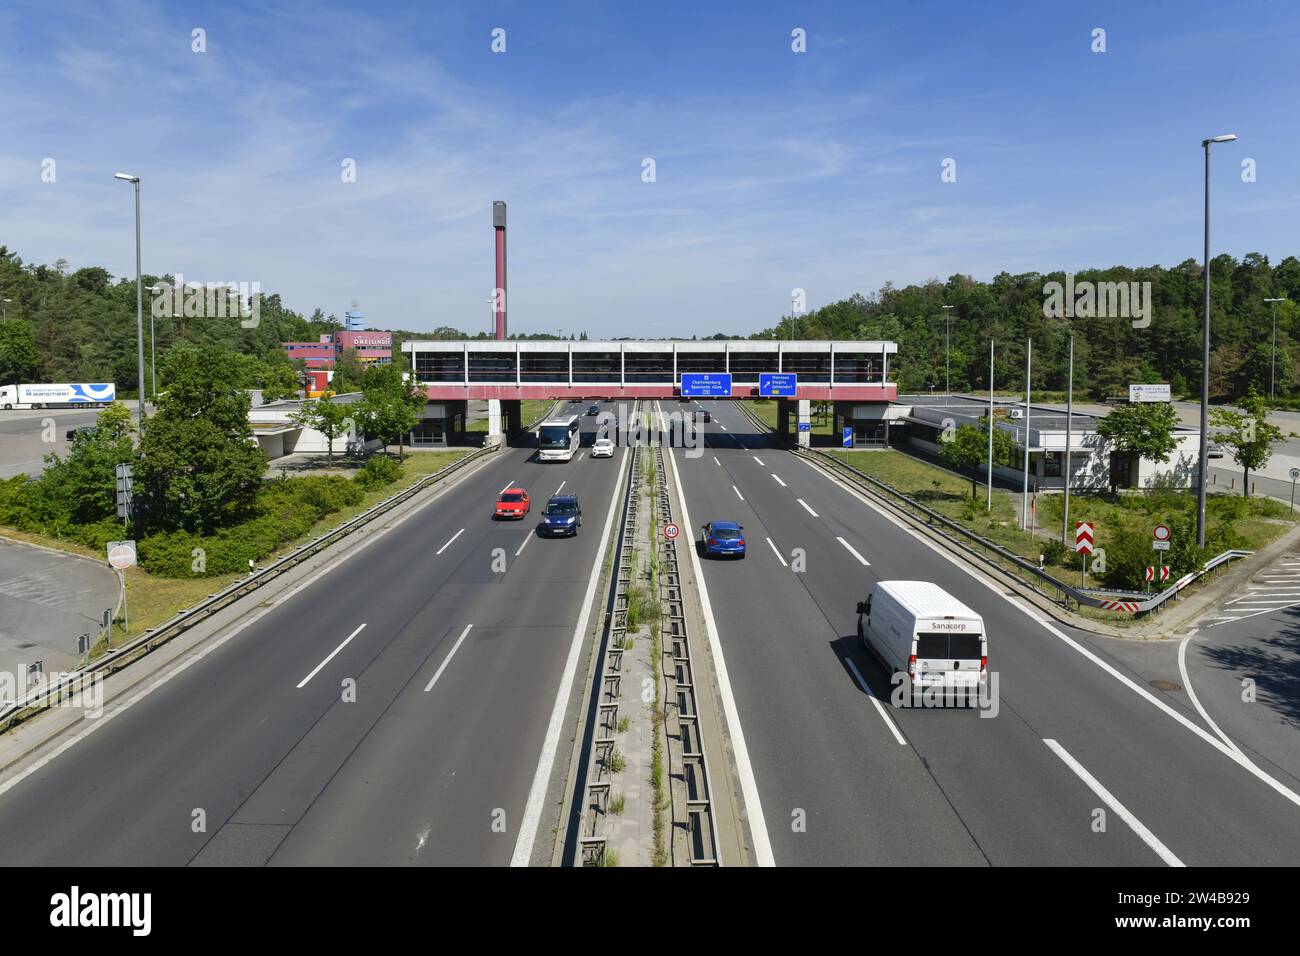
{"left": 758, "top": 372, "right": 798, "bottom": 397}
{"left": 842, "top": 427, "right": 854, "bottom": 447}
{"left": 680, "top": 373, "right": 732, "bottom": 398}
{"left": 798, "top": 422, "right": 812, "bottom": 432}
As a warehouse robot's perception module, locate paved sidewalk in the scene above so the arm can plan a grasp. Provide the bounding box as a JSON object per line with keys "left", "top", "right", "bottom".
{"left": 0, "top": 538, "right": 119, "bottom": 689}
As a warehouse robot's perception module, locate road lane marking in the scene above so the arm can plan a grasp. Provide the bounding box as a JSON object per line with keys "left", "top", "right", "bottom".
{"left": 1208, "top": 601, "right": 1300, "bottom": 626}
{"left": 1178, "top": 634, "right": 1242, "bottom": 756}
{"left": 836, "top": 536, "right": 869, "bottom": 565}
{"left": 1044, "top": 738, "right": 1185, "bottom": 867}
{"left": 752, "top": 456, "right": 765, "bottom": 466}
{"left": 500, "top": 480, "right": 515, "bottom": 493}
{"left": 515, "top": 534, "right": 532, "bottom": 557}
{"left": 713, "top": 457, "right": 721, "bottom": 466}
{"left": 576, "top": 453, "right": 584, "bottom": 462}
{"left": 423, "top": 624, "right": 474, "bottom": 692}
{"left": 512, "top": 444, "right": 633, "bottom": 866}
{"left": 797, "top": 498, "right": 819, "bottom": 518}
{"left": 733, "top": 485, "right": 745, "bottom": 501}
{"left": 766, "top": 537, "right": 787, "bottom": 566}
{"left": 664, "top": 434, "right": 774, "bottom": 866}
{"left": 844, "top": 657, "right": 907, "bottom": 745}
{"left": 0, "top": 444, "right": 507, "bottom": 799}
{"left": 798, "top": 450, "right": 1300, "bottom": 808}
{"left": 771, "top": 474, "right": 787, "bottom": 487}
{"left": 555, "top": 480, "right": 566, "bottom": 495}
{"left": 719, "top": 423, "right": 728, "bottom": 431}
{"left": 297, "top": 623, "right": 366, "bottom": 689}
{"left": 435, "top": 528, "right": 465, "bottom": 555}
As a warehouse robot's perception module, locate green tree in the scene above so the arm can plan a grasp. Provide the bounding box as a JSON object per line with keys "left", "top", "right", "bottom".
{"left": 0, "top": 321, "right": 41, "bottom": 388}
{"left": 40, "top": 401, "right": 136, "bottom": 524}
{"left": 136, "top": 345, "right": 267, "bottom": 532}
{"left": 290, "top": 398, "right": 352, "bottom": 461}
{"left": 939, "top": 420, "right": 1015, "bottom": 499}
{"left": 332, "top": 349, "right": 366, "bottom": 393}
{"left": 1209, "top": 387, "right": 1283, "bottom": 496}
{"left": 355, "top": 364, "right": 422, "bottom": 461}
{"left": 1095, "top": 401, "right": 1180, "bottom": 491}
{"left": 259, "top": 353, "right": 302, "bottom": 401}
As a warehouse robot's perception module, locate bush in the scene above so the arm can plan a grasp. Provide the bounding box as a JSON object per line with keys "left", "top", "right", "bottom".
{"left": 1042, "top": 538, "right": 1069, "bottom": 566}
{"left": 353, "top": 455, "right": 403, "bottom": 490}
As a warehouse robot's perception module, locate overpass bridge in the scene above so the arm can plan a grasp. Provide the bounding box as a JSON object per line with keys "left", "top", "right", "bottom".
{"left": 403, "top": 339, "right": 897, "bottom": 445}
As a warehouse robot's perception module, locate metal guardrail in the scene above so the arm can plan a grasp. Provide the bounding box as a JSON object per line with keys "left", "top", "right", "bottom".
{"left": 654, "top": 444, "right": 721, "bottom": 866}
{"left": 734, "top": 399, "right": 1251, "bottom": 618}
{"left": 0, "top": 441, "right": 504, "bottom": 733}
{"left": 578, "top": 403, "right": 641, "bottom": 867}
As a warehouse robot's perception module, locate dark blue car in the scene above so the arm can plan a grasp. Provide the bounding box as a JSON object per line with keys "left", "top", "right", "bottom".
{"left": 700, "top": 521, "right": 745, "bottom": 558}
{"left": 540, "top": 495, "right": 583, "bottom": 537}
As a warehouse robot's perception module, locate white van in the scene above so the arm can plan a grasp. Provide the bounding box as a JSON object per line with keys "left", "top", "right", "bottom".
{"left": 856, "top": 581, "right": 987, "bottom": 701}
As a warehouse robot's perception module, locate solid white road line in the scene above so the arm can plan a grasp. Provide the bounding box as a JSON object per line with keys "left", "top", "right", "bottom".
{"left": 733, "top": 484, "right": 745, "bottom": 501}
{"left": 797, "top": 498, "right": 819, "bottom": 518}
{"left": 844, "top": 657, "right": 907, "bottom": 745}
{"left": 555, "top": 480, "right": 566, "bottom": 495}
{"left": 423, "top": 624, "right": 474, "bottom": 692}
{"left": 515, "top": 534, "right": 532, "bottom": 557}
{"left": 752, "top": 456, "right": 765, "bottom": 466}
{"left": 1044, "top": 738, "right": 1185, "bottom": 867}
{"left": 1178, "top": 635, "right": 1242, "bottom": 756}
{"left": 0, "top": 447, "right": 504, "bottom": 799}
{"left": 797, "top": 451, "right": 1300, "bottom": 809}
{"left": 771, "top": 474, "right": 787, "bottom": 487}
{"left": 836, "top": 536, "right": 870, "bottom": 566}
{"left": 500, "top": 480, "right": 515, "bottom": 494}
{"left": 297, "top": 623, "right": 367, "bottom": 689}
{"left": 1208, "top": 601, "right": 1300, "bottom": 626}
{"left": 766, "top": 537, "right": 788, "bottom": 567}
{"left": 665, "top": 432, "right": 774, "bottom": 866}
{"left": 435, "top": 528, "right": 465, "bottom": 555}
{"left": 512, "top": 444, "right": 633, "bottom": 866}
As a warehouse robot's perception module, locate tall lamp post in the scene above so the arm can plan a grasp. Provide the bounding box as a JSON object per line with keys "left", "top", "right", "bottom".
{"left": 1197, "top": 134, "right": 1236, "bottom": 549}
{"left": 941, "top": 304, "right": 955, "bottom": 393}
{"left": 1266, "top": 296, "right": 1287, "bottom": 400}
{"left": 114, "top": 172, "right": 145, "bottom": 422}
{"left": 2, "top": 299, "right": 10, "bottom": 322}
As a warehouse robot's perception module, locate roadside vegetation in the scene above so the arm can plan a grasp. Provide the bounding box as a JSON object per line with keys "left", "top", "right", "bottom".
{"left": 825, "top": 449, "right": 1294, "bottom": 591}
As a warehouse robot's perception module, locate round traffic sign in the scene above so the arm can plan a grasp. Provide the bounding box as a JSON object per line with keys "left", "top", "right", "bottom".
{"left": 663, "top": 522, "right": 680, "bottom": 540}
{"left": 1153, "top": 524, "right": 1171, "bottom": 542}
{"left": 1290, "top": 467, "right": 1300, "bottom": 481}
{"left": 107, "top": 544, "right": 136, "bottom": 570}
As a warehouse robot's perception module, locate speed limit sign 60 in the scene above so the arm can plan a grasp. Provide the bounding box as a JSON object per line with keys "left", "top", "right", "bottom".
{"left": 663, "top": 523, "right": 680, "bottom": 540}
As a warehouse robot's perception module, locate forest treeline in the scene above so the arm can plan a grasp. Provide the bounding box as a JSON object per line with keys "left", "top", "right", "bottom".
{"left": 3, "top": 245, "right": 1297, "bottom": 402}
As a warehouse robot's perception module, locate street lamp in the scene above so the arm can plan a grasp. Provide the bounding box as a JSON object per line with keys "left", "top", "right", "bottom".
{"left": 941, "top": 305, "right": 955, "bottom": 393}
{"left": 1, "top": 299, "right": 10, "bottom": 322}
{"left": 1265, "top": 297, "right": 1287, "bottom": 399}
{"left": 114, "top": 172, "right": 145, "bottom": 422}
{"left": 1197, "top": 134, "right": 1236, "bottom": 549}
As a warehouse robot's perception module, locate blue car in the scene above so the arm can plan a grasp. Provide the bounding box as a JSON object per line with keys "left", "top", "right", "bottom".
{"left": 700, "top": 521, "right": 746, "bottom": 558}
{"left": 540, "top": 495, "right": 583, "bottom": 537}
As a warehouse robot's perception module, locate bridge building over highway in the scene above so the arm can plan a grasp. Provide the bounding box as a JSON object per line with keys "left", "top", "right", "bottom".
{"left": 403, "top": 339, "right": 897, "bottom": 446}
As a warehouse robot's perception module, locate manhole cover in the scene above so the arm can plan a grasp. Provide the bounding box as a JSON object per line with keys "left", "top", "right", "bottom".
{"left": 1149, "top": 679, "right": 1183, "bottom": 692}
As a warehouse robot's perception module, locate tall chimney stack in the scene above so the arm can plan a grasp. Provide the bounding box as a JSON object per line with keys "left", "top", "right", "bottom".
{"left": 493, "top": 201, "right": 507, "bottom": 341}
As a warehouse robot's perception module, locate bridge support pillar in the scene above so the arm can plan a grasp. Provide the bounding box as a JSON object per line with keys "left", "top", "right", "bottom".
{"left": 795, "top": 399, "right": 811, "bottom": 447}
{"left": 485, "top": 398, "right": 504, "bottom": 447}
{"left": 502, "top": 399, "right": 521, "bottom": 438}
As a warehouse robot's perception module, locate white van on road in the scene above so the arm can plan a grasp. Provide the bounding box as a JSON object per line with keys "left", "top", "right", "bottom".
{"left": 856, "top": 580, "right": 987, "bottom": 703}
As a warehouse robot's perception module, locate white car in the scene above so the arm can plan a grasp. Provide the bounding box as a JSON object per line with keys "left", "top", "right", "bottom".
{"left": 592, "top": 437, "right": 615, "bottom": 458}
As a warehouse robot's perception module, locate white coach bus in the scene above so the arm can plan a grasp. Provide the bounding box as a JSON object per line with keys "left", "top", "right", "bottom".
{"left": 538, "top": 415, "right": 581, "bottom": 462}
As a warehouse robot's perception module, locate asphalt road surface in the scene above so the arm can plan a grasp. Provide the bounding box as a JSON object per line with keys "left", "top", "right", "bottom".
{"left": 660, "top": 399, "right": 1300, "bottom": 866}
{"left": 0, "top": 401, "right": 627, "bottom": 865}
{"left": 0, "top": 408, "right": 101, "bottom": 478}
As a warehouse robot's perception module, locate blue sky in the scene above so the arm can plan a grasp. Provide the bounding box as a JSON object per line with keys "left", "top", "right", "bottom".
{"left": 2, "top": 0, "right": 1297, "bottom": 337}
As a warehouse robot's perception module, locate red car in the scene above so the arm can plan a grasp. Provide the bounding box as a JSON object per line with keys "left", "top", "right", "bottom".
{"left": 494, "top": 487, "right": 531, "bottom": 520}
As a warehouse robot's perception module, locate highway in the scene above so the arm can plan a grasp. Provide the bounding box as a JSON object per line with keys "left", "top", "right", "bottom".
{"left": 661, "top": 399, "right": 1300, "bottom": 866}
{"left": 0, "top": 401, "right": 627, "bottom": 865}
{"left": 0, "top": 408, "right": 101, "bottom": 478}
